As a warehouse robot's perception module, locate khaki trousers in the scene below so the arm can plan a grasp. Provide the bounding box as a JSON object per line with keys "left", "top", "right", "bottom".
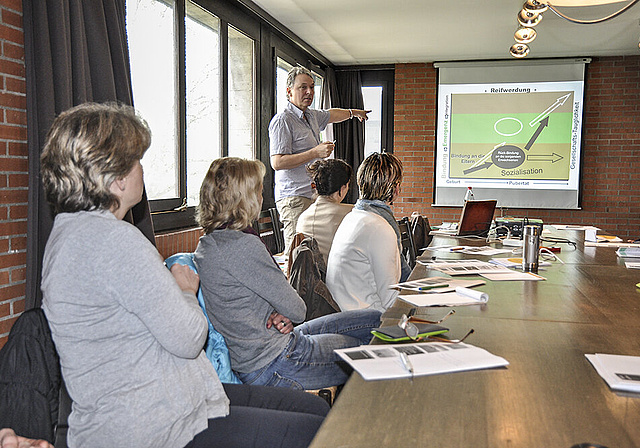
{"left": 276, "top": 196, "right": 313, "bottom": 255}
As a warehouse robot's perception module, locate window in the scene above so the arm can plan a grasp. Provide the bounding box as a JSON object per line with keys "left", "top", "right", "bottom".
{"left": 127, "top": 0, "right": 177, "bottom": 201}
{"left": 126, "top": 0, "right": 258, "bottom": 228}
{"left": 361, "top": 69, "right": 395, "bottom": 156}
{"left": 362, "top": 86, "right": 383, "bottom": 157}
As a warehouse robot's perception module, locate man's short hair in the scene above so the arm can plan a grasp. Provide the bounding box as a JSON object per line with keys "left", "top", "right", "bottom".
{"left": 286, "top": 66, "right": 313, "bottom": 100}
{"left": 197, "top": 157, "right": 266, "bottom": 234}
{"left": 357, "top": 152, "right": 403, "bottom": 203}
{"left": 40, "top": 102, "right": 151, "bottom": 214}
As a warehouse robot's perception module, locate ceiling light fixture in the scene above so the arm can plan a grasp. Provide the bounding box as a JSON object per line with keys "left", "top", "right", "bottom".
{"left": 509, "top": 0, "right": 640, "bottom": 57}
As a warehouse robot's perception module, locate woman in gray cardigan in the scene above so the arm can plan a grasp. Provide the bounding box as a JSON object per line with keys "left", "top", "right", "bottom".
{"left": 39, "top": 103, "right": 328, "bottom": 448}
{"left": 194, "top": 157, "right": 381, "bottom": 390}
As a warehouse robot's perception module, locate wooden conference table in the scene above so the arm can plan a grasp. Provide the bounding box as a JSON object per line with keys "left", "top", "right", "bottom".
{"left": 309, "top": 230, "right": 640, "bottom": 448}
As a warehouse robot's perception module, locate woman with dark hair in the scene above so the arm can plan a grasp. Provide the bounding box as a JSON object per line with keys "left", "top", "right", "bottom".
{"left": 40, "top": 103, "right": 330, "bottom": 448}
{"left": 194, "top": 157, "right": 381, "bottom": 390}
{"left": 296, "top": 159, "right": 353, "bottom": 262}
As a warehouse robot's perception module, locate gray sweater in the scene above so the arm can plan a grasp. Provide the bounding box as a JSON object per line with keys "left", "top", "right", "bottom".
{"left": 42, "top": 210, "right": 229, "bottom": 448}
{"left": 194, "top": 229, "right": 306, "bottom": 373}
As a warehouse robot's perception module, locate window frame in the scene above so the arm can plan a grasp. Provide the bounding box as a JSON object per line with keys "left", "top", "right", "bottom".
{"left": 142, "top": 0, "right": 261, "bottom": 231}
{"left": 360, "top": 68, "right": 395, "bottom": 153}
{"left": 128, "top": 0, "right": 332, "bottom": 231}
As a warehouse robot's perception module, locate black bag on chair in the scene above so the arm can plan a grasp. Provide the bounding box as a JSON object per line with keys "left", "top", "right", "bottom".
{"left": 0, "top": 308, "right": 61, "bottom": 443}
{"left": 411, "top": 213, "right": 433, "bottom": 255}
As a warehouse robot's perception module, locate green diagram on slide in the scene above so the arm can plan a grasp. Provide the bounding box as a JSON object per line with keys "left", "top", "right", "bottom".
{"left": 449, "top": 91, "right": 573, "bottom": 180}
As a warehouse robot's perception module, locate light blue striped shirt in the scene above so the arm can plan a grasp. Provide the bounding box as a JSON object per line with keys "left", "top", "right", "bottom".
{"left": 269, "top": 101, "right": 331, "bottom": 201}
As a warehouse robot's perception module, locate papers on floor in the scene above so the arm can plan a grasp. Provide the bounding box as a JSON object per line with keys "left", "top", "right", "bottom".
{"left": 585, "top": 353, "right": 640, "bottom": 394}
{"left": 335, "top": 342, "right": 509, "bottom": 381}
{"left": 399, "top": 286, "right": 488, "bottom": 307}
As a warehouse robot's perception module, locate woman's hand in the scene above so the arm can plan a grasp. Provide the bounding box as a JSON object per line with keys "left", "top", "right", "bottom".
{"left": 170, "top": 264, "right": 200, "bottom": 296}
{"left": 266, "top": 312, "right": 293, "bottom": 334}
{"left": 0, "top": 429, "right": 53, "bottom": 448}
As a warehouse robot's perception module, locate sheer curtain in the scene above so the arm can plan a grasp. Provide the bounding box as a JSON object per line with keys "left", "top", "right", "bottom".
{"left": 23, "top": 0, "right": 154, "bottom": 309}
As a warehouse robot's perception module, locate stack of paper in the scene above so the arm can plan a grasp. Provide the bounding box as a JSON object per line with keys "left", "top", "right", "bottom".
{"left": 418, "top": 259, "right": 512, "bottom": 276}
{"left": 585, "top": 354, "right": 640, "bottom": 393}
{"left": 335, "top": 342, "right": 509, "bottom": 381}
{"left": 616, "top": 247, "right": 640, "bottom": 258}
{"left": 399, "top": 286, "right": 489, "bottom": 307}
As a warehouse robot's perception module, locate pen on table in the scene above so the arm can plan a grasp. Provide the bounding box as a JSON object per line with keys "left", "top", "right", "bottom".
{"left": 450, "top": 246, "right": 465, "bottom": 252}
{"left": 399, "top": 352, "right": 414, "bottom": 378}
{"left": 417, "top": 284, "right": 449, "bottom": 291}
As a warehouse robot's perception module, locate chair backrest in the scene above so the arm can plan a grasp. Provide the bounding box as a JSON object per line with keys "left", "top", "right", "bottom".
{"left": 397, "top": 217, "right": 417, "bottom": 269}
{"left": 269, "top": 207, "right": 285, "bottom": 254}
{"left": 253, "top": 208, "right": 285, "bottom": 255}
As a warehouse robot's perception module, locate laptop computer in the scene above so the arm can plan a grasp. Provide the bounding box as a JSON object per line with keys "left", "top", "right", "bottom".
{"left": 434, "top": 199, "right": 497, "bottom": 237}
{"left": 456, "top": 199, "right": 497, "bottom": 236}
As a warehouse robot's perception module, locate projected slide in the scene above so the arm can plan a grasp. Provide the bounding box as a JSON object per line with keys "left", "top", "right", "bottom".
{"left": 436, "top": 82, "right": 583, "bottom": 205}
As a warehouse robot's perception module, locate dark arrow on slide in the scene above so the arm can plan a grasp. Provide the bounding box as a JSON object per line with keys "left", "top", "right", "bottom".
{"left": 524, "top": 116, "right": 549, "bottom": 151}
{"left": 463, "top": 161, "right": 493, "bottom": 175}
{"left": 526, "top": 152, "right": 564, "bottom": 163}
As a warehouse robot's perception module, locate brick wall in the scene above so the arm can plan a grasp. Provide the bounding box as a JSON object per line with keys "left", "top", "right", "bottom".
{"left": 0, "top": 0, "right": 25, "bottom": 348}
{"left": 155, "top": 227, "right": 203, "bottom": 261}
{"left": 393, "top": 57, "right": 640, "bottom": 239}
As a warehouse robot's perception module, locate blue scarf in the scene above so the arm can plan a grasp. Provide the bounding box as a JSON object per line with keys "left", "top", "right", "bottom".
{"left": 354, "top": 199, "right": 411, "bottom": 281}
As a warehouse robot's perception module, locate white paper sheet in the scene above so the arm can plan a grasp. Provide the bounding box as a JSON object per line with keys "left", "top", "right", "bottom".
{"left": 399, "top": 286, "right": 489, "bottom": 307}
{"left": 585, "top": 353, "right": 640, "bottom": 394}
{"left": 480, "top": 271, "right": 546, "bottom": 281}
{"left": 335, "top": 342, "right": 509, "bottom": 381}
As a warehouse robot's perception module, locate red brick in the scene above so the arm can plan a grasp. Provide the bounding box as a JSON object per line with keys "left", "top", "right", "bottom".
{"left": 0, "top": 271, "right": 8, "bottom": 286}
{"left": 0, "top": 189, "right": 27, "bottom": 204}
{"left": 5, "top": 108, "right": 26, "bottom": 125}
{"left": 4, "top": 77, "right": 25, "bottom": 94}
{"left": 1, "top": 0, "right": 22, "bottom": 12}
{"left": 0, "top": 315, "right": 18, "bottom": 334}
{"left": 7, "top": 142, "right": 27, "bottom": 156}
{"left": 7, "top": 173, "right": 27, "bottom": 187}
{"left": 0, "top": 220, "right": 26, "bottom": 237}
{"left": 2, "top": 9, "right": 22, "bottom": 28}
{"left": 12, "top": 298, "right": 24, "bottom": 314}
{"left": 0, "top": 123, "right": 26, "bottom": 139}
{"left": 8, "top": 203, "right": 26, "bottom": 219}
{"left": 10, "top": 236, "right": 25, "bottom": 251}
{"left": 0, "top": 24, "right": 23, "bottom": 45}
{"left": 10, "top": 266, "right": 25, "bottom": 282}
{"left": 0, "top": 91, "right": 26, "bottom": 109}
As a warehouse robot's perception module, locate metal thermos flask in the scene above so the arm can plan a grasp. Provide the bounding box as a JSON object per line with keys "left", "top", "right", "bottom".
{"left": 522, "top": 225, "right": 541, "bottom": 273}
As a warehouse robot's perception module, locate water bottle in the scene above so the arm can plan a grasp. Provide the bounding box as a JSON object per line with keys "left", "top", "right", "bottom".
{"left": 464, "top": 186, "right": 474, "bottom": 203}
{"left": 522, "top": 225, "right": 541, "bottom": 273}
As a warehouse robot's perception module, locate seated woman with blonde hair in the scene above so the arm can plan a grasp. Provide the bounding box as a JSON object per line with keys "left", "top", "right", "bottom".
{"left": 296, "top": 159, "right": 353, "bottom": 262}
{"left": 194, "top": 157, "right": 381, "bottom": 390}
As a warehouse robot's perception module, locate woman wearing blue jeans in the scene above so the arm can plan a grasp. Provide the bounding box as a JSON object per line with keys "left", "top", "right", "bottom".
{"left": 194, "top": 157, "right": 381, "bottom": 390}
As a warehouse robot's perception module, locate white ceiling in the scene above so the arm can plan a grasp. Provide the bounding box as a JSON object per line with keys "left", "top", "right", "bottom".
{"left": 249, "top": 0, "right": 640, "bottom": 65}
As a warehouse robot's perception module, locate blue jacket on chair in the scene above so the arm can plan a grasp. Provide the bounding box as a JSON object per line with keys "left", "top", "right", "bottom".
{"left": 165, "top": 253, "right": 241, "bottom": 384}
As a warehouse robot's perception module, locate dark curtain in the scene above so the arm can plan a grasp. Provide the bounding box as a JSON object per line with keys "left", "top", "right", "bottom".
{"left": 24, "top": 0, "right": 155, "bottom": 309}
{"left": 333, "top": 70, "right": 365, "bottom": 204}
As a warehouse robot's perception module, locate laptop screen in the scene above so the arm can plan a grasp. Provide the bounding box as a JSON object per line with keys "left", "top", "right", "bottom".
{"left": 457, "top": 200, "right": 497, "bottom": 236}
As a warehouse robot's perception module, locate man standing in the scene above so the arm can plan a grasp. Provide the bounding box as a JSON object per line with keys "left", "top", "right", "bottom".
{"left": 269, "top": 66, "right": 369, "bottom": 254}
